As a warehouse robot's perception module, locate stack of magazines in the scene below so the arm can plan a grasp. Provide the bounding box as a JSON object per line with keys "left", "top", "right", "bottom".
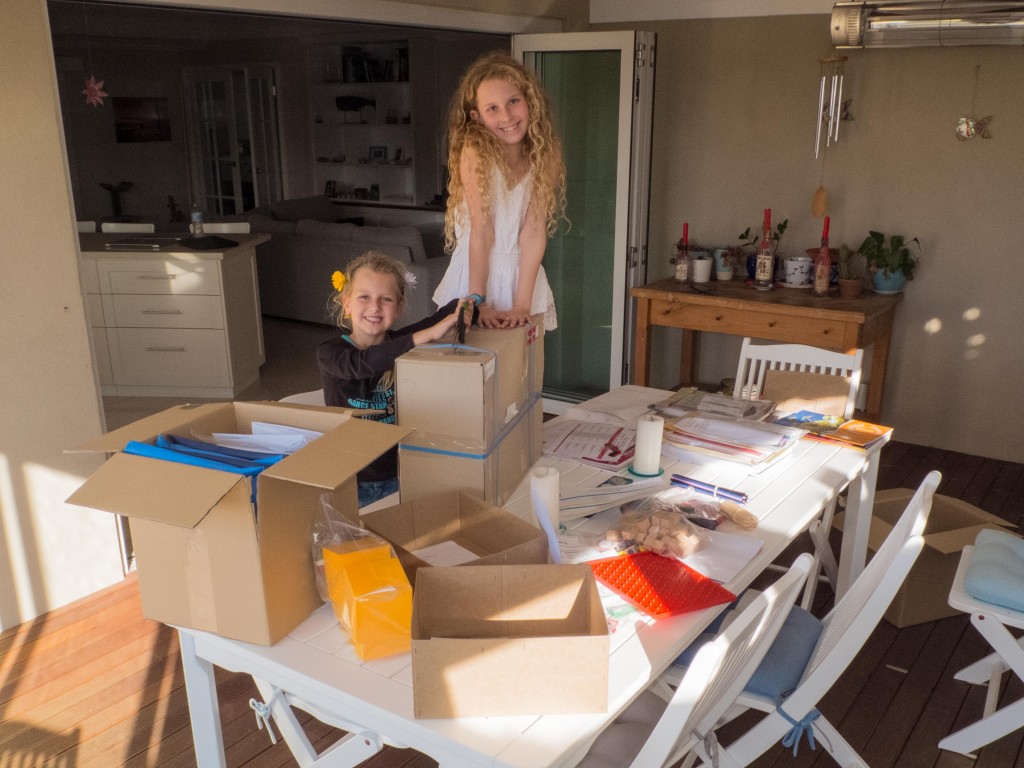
{"left": 649, "top": 388, "right": 776, "bottom": 421}
{"left": 773, "top": 410, "right": 892, "bottom": 450}
{"left": 663, "top": 413, "right": 805, "bottom": 466}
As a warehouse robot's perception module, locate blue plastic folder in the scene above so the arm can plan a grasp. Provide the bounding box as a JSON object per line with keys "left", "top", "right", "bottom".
{"left": 123, "top": 436, "right": 286, "bottom": 503}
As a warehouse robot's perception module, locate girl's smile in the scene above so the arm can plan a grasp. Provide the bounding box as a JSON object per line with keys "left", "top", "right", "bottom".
{"left": 341, "top": 269, "right": 401, "bottom": 347}
{"left": 472, "top": 78, "right": 530, "bottom": 147}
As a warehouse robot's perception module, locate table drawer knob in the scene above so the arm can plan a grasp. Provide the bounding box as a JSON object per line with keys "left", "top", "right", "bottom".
{"left": 768, "top": 321, "right": 777, "bottom": 328}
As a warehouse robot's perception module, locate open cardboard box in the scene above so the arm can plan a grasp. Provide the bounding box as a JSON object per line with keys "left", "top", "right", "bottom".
{"left": 67, "top": 401, "right": 411, "bottom": 645}
{"left": 835, "top": 488, "right": 1014, "bottom": 627}
{"left": 328, "top": 488, "right": 549, "bottom": 584}
{"left": 411, "top": 564, "right": 608, "bottom": 719}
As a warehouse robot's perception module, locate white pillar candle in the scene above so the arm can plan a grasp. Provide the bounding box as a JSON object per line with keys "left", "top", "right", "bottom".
{"left": 530, "top": 466, "right": 562, "bottom": 564}
{"left": 632, "top": 415, "right": 664, "bottom": 476}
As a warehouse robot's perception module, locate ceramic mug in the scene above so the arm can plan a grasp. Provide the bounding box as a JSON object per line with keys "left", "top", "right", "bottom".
{"left": 783, "top": 255, "right": 813, "bottom": 286}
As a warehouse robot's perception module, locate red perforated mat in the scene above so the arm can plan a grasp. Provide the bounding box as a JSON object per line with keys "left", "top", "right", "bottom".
{"left": 588, "top": 551, "right": 736, "bottom": 620}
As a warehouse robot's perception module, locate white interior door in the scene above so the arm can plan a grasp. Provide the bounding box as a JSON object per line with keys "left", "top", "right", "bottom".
{"left": 513, "top": 31, "right": 655, "bottom": 409}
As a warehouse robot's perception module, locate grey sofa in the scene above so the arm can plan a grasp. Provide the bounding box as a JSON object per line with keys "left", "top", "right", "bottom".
{"left": 241, "top": 196, "right": 451, "bottom": 329}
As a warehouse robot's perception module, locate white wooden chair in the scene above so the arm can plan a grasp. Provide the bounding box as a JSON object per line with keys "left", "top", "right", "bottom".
{"left": 575, "top": 554, "right": 813, "bottom": 768}
{"left": 674, "top": 471, "right": 939, "bottom": 768}
{"left": 938, "top": 531, "right": 1024, "bottom": 756}
{"left": 76, "top": 220, "right": 96, "bottom": 233}
{"left": 734, "top": 337, "right": 865, "bottom": 608}
{"left": 278, "top": 390, "right": 325, "bottom": 406}
{"left": 100, "top": 222, "right": 155, "bottom": 233}
{"left": 201, "top": 222, "right": 251, "bottom": 233}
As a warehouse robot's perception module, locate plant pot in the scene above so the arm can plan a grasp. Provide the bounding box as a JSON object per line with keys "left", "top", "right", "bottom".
{"left": 716, "top": 267, "right": 735, "bottom": 282}
{"left": 692, "top": 256, "right": 713, "bottom": 284}
{"left": 871, "top": 268, "right": 907, "bottom": 294}
{"left": 837, "top": 277, "right": 864, "bottom": 299}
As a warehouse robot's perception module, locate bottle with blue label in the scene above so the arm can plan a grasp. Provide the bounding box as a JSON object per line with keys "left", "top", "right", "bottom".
{"left": 190, "top": 203, "right": 204, "bottom": 236}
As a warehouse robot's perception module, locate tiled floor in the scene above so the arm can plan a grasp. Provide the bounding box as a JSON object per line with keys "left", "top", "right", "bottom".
{"left": 102, "top": 316, "right": 337, "bottom": 430}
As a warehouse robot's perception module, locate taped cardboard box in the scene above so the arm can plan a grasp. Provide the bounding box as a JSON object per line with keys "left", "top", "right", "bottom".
{"left": 411, "top": 564, "right": 608, "bottom": 718}
{"left": 66, "top": 401, "right": 411, "bottom": 645}
{"left": 398, "top": 396, "right": 542, "bottom": 505}
{"left": 396, "top": 324, "right": 539, "bottom": 454}
{"left": 327, "top": 488, "right": 549, "bottom": 584}
{"left": 835, "top": 488, "right": 1013, "bottom": 628}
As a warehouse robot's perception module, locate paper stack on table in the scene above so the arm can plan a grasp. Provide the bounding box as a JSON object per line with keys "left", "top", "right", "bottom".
{"left": 663, "top": 413, "right": 804, "bottom": 466}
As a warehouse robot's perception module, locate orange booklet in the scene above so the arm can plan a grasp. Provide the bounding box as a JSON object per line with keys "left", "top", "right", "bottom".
{"left": 774, "top": 410, "right": 892, "bottom": 449}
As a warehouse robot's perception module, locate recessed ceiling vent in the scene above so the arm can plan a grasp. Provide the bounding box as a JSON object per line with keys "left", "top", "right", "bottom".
{"left": 833, "top": 2, "right": 1024, "bottom": 47}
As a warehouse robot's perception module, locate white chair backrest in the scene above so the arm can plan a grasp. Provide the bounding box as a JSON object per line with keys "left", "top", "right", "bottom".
{"left": 100, "top": 222, "right": 155, "bottom": 233}
{"left": 278, "top": 390, "right": 326, "bottom": 406}
{"left": 734, "top": 338, "right": 864, "bottom": 418}
{"left": 795, "top": 471, "right": 940, "bottom": 703}
{"left": 202, "top": 222, "right": 250, "bottom": 233}
{"left": 76, "top": 220, "right": 96, "bottom": 233}
{"left": 631, "top": 554, "right": 814, "bottom": 767}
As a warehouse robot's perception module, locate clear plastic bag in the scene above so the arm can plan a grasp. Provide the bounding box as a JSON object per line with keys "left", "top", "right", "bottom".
{"left": 605, "top": 488, "right": 712, "bottom": 559}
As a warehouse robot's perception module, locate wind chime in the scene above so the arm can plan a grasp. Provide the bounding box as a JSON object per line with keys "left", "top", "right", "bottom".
{"left": 814, "top": 51, "right": 847, "bottom": 159}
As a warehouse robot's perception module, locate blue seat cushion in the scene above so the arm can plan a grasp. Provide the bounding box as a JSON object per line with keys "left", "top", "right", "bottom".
{"left": 674, "top": 603, "right": 823, "bottom": 701}
{"left": 963, "top": 528, "right": 1024, "bottom": 613}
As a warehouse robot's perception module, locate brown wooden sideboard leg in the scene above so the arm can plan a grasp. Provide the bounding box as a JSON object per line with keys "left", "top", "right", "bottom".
{"left": 633, "top": 298, "right": 652, "bottom": 385}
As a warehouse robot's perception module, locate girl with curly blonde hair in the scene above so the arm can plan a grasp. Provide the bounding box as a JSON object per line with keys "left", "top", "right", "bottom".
{"left": 432, "top": 52, "right": 567, "bottom": 331}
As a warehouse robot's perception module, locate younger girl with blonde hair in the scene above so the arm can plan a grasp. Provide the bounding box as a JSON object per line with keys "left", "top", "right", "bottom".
{"left": 432, "top": 51, "right": 567, "bottom": 330}
{"left": 318, "top": 251, "right": 469, "bottom": 506}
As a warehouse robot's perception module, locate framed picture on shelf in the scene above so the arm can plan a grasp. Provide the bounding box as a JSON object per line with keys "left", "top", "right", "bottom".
{"left": 324, "top": 180, "right": 337, "bottom": 197}
{"left": 369, "top": 146, "right": 387, "bottom": 163}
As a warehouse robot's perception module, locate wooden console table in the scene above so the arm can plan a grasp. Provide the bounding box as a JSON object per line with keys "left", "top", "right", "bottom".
{"left": 630, "top": 277, "right": 902, "bottom": 422}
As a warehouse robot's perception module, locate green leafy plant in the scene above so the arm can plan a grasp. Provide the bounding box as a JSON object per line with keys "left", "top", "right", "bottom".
{"left": 857, "top": 231, "right": 920, "bottom": 280}
{"left": 738, "top": 218, "right": 789, "bottom": 253}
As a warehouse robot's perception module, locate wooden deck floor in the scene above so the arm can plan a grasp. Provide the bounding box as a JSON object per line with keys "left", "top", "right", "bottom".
{"left": 2, "top": 440, "right": 1022, "bottom": 767}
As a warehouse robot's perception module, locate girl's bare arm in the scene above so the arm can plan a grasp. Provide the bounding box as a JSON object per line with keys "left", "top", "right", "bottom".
{"left": 460, "top": 147, "right": 501, "bottom": 326}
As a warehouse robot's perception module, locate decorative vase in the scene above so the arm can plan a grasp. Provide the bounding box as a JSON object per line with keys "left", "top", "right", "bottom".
{"left": 837, "top": 277, "right": 864, "bottom": 299}
{"left": 872, "top": 268, "right": 907, "bottom": 294}
{"left": 746, "top": 252, "right": 757, "bottom": 280}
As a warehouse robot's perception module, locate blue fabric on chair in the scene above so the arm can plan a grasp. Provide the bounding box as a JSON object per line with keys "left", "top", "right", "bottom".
{"left": 675, "top": 604, "right": 823, "bottom": 701}
{"left": 963, "top": 528, "right": 1024, "bottom": 613}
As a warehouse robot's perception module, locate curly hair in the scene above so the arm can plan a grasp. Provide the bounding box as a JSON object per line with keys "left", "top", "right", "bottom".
{"left": 327, "top": 251, "right": 410, "bottom": 332}
{"left": 443, "top": 52, "right": 567, "bottom": 253}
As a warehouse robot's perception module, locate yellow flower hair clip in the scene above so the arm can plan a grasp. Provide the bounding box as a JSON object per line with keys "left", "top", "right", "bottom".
{"left": 331, "top": 271, "right": 347, "bottom": 292}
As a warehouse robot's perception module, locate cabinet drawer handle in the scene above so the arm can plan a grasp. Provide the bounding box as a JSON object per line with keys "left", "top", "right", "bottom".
{"left": 138, "top": 274, "right": 176, "bottom": 280}
{"left": 767, "top": 321, "right": 777, "bottom": 328}
{"left": 142, "top": 309, "right": 183, "bottom": 315}
{"left": 145, "top": 346, "right": 187, "bottom": 352}
{"left": 715, "top": 314, "right": 723, "bottom": 321}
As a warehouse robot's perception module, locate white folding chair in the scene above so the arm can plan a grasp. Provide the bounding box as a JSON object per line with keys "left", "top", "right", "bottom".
{"left": 734, "top": 337, "right": 865, "bottom": 608}
{"left": 201, "top": 222, "right": 250, "bottom": 233}
{"left": 676, "top": 471, "right": 939, "bottom": 768}
{"left": 100, "top": 222, "right": 155, "bottom": 233}
{"left": 76, "top": 220, "right": 96, "bottom": 233}
{"left": 278, "top": 390, "right": 325, "bottom": 406}
{"left": 576, "top": 554, "right": 814, "bottom": 768}
{"left": 939, "top": 530, "right": 1024, "bottom": 756}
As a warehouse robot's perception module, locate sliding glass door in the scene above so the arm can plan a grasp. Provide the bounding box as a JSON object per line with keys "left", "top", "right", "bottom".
{"left": 513, "top": 31, "right": 655, "bottom": 409}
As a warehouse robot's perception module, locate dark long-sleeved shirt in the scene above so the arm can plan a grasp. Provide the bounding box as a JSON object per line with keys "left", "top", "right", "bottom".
{"left": 316, "top": 299, "right": 463, "bottom": 482}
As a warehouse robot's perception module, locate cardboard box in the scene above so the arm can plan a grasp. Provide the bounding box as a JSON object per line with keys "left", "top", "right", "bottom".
{"left": 329, "top": 488, "right": 549, "bottom": 584}
{"left": 835, "top": 488, "right": 1013, "bottom": 628}
{"left": 396, "top": 325, "right": 539, "bottom": 453}
{"left": 67, "top": 401, "right": 411, "bottom": 645}
{"left": 411, "top": 564, "right": 609, "bottom": 718}
{"left": 398, "top": 396, "right": 542, "bottom": 505}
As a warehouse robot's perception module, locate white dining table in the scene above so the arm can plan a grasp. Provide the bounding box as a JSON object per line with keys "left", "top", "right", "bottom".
{"left": 177, "top": 385, "right": 886, "bottom": 768}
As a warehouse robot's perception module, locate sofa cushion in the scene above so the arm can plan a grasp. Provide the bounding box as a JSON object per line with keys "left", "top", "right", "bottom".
{"left": 352, "top": 226, "right": 426, "bottom": 262}
{"left": 247, "top": 214, "right": 297, "bottom": 237}
{"left": 270, "top": 195, "right": 337, "bottom": 222}
{"left": 295, "top": 219, "right": 358, "bottom": 240}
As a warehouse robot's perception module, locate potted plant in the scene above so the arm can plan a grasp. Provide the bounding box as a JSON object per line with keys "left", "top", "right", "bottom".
{"left": 716, "top": 247, "right": 741, "bottom": 281}
{"left": 857, "top": 230, "right": 920, "bottom": 294}
{"left": 836, "top": 245, "right": 863, "bottom": 299}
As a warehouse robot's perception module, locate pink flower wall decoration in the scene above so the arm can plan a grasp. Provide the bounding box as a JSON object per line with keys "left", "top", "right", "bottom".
{"left": 83, "top": 75, "right": 108, "bottom": 107}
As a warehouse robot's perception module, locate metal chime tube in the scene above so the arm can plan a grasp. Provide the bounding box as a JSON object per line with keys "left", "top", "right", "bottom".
{"left": 815, "top": 74, "right": 827, "bottom": 158}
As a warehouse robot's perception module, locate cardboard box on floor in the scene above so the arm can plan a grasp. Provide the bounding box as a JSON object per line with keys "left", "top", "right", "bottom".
{"left": 66, "top": 401, "right": 411, "bottom": 645}
{"left": 411, "top": 564, "right": 608, "bottom": 719}
{"left": 327, "top": 488, "right": 549, "bottom": 585}
{"left": 398, "top": 397, "right": 542, "bottom": 505}
{"left": 835, "top": 488, "right": 1013, "bottom": 628}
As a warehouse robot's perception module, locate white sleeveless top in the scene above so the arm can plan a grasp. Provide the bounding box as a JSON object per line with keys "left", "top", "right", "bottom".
{"left": 433, "top": 167, "right": 557, "bottom": 330}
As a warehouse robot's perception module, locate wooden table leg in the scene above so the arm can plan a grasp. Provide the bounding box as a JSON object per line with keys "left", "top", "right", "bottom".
{"left": 864, "top": 309, "right": 895, "bottom": 423}
{"left": 633, "top": 298, "right": 652, "bottom": 386}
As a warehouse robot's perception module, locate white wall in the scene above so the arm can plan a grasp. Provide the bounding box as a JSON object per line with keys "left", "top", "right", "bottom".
{"left": 607, "top": 14, "right": 1024, "bottom": 462}
{"left": 1, "top": 0, "right": 125, "bottom": 632}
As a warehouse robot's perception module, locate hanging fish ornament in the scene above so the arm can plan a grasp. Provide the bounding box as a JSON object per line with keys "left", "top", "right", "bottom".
{"left": 955, "top": 115, "right": 993, "bottom": 141}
